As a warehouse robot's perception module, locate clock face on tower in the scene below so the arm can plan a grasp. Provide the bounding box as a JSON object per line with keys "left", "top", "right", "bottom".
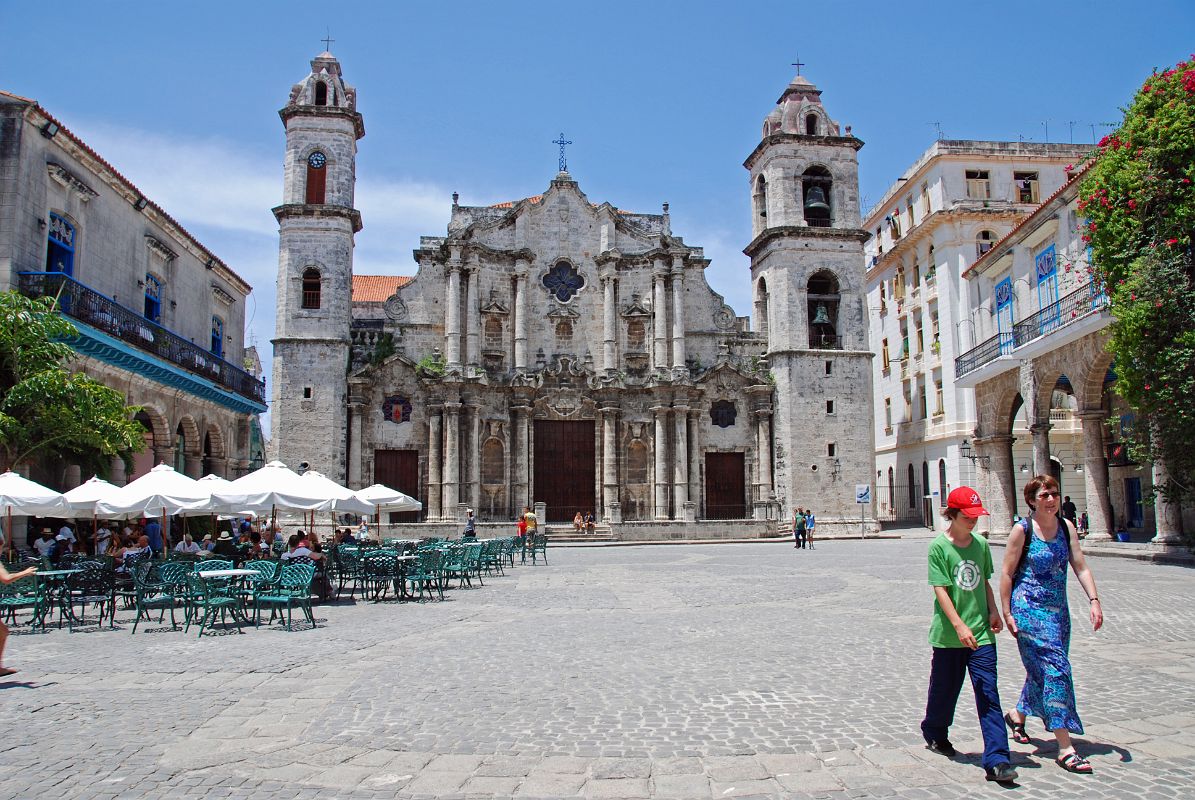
{"left": 307, "top": 152, "right": 327, "bottom": 169}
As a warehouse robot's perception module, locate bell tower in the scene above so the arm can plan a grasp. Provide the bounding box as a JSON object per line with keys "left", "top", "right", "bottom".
{"left": 270, "top": 50, "right": 364, "bottom": 484}
{"left": 744, "top": 72, "right": 875, "bottom": 531}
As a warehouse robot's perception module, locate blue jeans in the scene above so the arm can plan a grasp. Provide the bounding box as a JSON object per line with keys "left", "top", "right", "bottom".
{"left": 921, "top": 644, "right": 1010, "bottom": 769}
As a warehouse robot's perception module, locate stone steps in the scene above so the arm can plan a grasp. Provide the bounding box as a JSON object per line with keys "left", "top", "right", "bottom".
{"left": 543, "top": 524, "right": 617, "bottom": 543}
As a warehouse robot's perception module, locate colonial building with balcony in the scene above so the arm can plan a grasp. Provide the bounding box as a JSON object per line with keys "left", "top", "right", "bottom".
{"left": 0, "top": 89, "right": 266, "bottom": 490}
{"left": 864, "top": 140, "right": 1088, "bottom": 526}
{"left": 956, "top": 166, "right": 1186, "bottom": 544}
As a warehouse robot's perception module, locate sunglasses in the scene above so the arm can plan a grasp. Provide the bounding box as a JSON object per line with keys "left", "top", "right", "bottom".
{"left": 1036, "top": 491, "right": 1061, "bottom": 499}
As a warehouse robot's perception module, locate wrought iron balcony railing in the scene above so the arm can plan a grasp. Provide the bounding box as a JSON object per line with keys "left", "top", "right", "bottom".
{"left": 955, "top": 282, "right": 1109, "bottom": 379}
{"left": 809, "top": 334, "right": 844, "bottom": 350}
{"left": 19, "top": 271, "right": 266, "bottom": 405}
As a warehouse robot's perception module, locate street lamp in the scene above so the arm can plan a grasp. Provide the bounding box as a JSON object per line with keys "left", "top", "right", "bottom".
{"left": 959, "top": 438, "right": 991, "bottom": 467}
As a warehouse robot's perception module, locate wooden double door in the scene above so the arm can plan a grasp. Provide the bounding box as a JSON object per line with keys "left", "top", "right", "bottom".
{"left": 374, "top": 449, "right": 421, "bottom": 522}
{"left": 533, "top": 420, "right": 595, "bottom": 522}
{"left": 705, "top": 452, "right": 746, "bottom": 519}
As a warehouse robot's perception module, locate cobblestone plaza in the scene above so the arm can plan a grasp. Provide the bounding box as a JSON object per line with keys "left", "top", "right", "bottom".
{"left": 1, "top": 540, "right": 1193, "bottom": 799}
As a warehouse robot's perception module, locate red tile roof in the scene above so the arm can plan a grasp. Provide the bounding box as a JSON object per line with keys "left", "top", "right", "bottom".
{"left": 0, "top": 89, "right": 252, "bottom": 294}
{"left": 352, "top": 275, "right": 412, "bottom": 302}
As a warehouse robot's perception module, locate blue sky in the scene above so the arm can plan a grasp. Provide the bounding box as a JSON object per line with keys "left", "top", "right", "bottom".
{"left": 4, "top": 1, "right": 1192, "bottom": 430}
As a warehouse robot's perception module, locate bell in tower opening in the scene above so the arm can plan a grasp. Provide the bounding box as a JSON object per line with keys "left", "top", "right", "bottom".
{"left": 802, "top": 166, "right": 832, "bottom": 227}
{"left": 807, "top": 271, "right": 841, "bottom": 349}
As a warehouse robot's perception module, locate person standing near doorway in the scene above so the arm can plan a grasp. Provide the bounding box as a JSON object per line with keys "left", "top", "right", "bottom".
{"left": 1061, "top": 495, "right": 1078, "bottom": 527}
{"left": 805, "top": 509, "right": 816, "bottom": 549}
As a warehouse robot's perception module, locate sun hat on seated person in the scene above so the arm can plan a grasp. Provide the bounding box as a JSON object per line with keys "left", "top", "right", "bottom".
{"left": 217, "top": 531, "right": 233, "bottom": 541}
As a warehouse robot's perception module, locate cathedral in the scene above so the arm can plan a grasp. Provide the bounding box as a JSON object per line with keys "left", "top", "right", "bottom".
{"left": 271, "top": 52, "right": 875, "bottom": 536}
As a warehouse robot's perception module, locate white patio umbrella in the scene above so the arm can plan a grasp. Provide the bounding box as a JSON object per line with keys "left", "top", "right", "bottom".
{"left": 0, "top": 471, "right": 68, "bottom": 549}
{"left": 295, "top": 471, "right": 375, "bottom": 515}
{"left": 355, "top": 483, "right": 422, "bottom": 526}
{"left": 63, "top": 475, "right": 119, "bottom": 548}
{"left": 95, "top": 464, "right": 210, "bottom": 547}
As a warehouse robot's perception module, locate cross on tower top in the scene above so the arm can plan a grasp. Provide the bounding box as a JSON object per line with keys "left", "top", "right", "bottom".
{"left": 321, "top": 32, "right": 335, "bottom": 52}
{"left": 791, "top": 55, "right": 805, "bottom": 76}
{"left": 552, "top": 132, "right": 573, "bottom": 173}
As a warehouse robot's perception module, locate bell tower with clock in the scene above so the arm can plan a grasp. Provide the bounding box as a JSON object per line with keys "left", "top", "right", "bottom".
{"left": 270, "top": 50, "right": 364, "bottom": 483}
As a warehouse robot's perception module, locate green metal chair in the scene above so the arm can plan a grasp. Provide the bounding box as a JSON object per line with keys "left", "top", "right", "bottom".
{"left": 63, "top": 565, "right": 117, "bottom": 630}
{"left": 131, "top": 561, "right": 189, "bottom": 633}
{"left": 405, "top": 549, "right": 444, "bottom": 601}
{"left": 529, "top": 532, "right": 548, "bottom": 564}
{"left": 0, "top": 574, "right": 48, "bottom": 630}
{"left": 184, "top": 572, "right": 244, "bottom": 637}
{"left": 253, "top": 563, "right": 315, "bottom": 629}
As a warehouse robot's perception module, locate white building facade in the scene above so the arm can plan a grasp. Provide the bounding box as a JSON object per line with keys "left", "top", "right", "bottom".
{"left": 0, "top": 89, "right": 266, "bottom": 491}
{"left": 864, "top": 141, "right": 1087, "bottom": 526}
{"left": 958, "top": 168, "right": 1188, "bottom": 543}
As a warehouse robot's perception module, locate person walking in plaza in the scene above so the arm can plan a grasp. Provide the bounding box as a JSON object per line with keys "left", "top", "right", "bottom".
{"left": 921, "top": 487, "right": 1018, "bottom": 784}
{"left": 0, "top": 561, "right": 38, "bottom": 677}
{"left": 1060, "top": 495, "right": 1078, "bottom": 527}
{"left": 793, "top": 507, "right": 806, "bottom": 549}
{"left": 805, "top": 509, "right": 816, "bottom": 549}
{"left": 1000, "top": 474, "right": 1103, "bottom": 775}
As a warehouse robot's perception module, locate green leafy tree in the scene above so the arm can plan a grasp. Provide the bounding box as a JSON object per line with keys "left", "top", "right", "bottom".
{"left": 1079, "top": 55, "right": 1195, "bottom": 501}
{"left": 0, "top": 291, "right": 146, "bottom": 473}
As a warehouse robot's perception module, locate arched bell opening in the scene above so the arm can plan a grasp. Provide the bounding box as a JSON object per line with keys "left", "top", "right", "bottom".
{"left": 802, "top": 166, "right": 833, "bottom": 227}
{"left": 807, "top": 270, "right": 840, "bottom": 349}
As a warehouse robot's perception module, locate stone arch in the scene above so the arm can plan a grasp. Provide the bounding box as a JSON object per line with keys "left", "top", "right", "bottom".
{"left": 202, "top": 423, "right": 226, "bottom": 476}
{"left": 175, "top": 415, "right": 201, "bottom": 457}
{"left": 314, "top": 80, "right": 328, "bottom": 106}
{"left": 807, "top": 269, "right": 840, "bottom": 348}
{"left": 1078, "top": 350, "right": 1115, "bottom": 412}
{"left": 754, "top": 276, "right": 769, "bottom": 337}
{"left": 135, "top": 406, "right": 171, "bottom": 451}
{"left": 801, "top": 164, "right": 833, "bottom": 227}
{"left": 753, "top": 174, "right": 768, "bottom": 223}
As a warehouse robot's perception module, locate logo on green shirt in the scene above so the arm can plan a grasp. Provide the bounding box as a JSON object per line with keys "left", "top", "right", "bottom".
{"left": 953, "top": 560, "right": 982, "bottom": 591}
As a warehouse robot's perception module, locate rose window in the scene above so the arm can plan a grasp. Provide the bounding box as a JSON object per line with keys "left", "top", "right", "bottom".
{"left": 542, "top": 261, "right": 585, "bottom": 302}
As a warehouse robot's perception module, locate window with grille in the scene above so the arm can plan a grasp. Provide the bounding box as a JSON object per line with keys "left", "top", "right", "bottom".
{"left": 301, "top": 268, "right": 321, "bottom": 309}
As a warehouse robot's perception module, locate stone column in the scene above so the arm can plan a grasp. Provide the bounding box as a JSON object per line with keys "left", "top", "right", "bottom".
{"left": 602, "top": 271, "right": 617, "bottom": 373}
{"left": 64, "top": 464, "right": 82, "bottom": 490}
{"left": 601, "top": 405, "right": 619, "bottom": 521}
{"left": 445, "top": 262, "right": 463, "bottom": 368}
{"left": 975, "top": 434, "right": 1016, "bottom": 535}
{"left": 347, "top": 399, "right": 364, "bottom": 489}
{"left": 652, "top": 261, "right": 669, "bottom": 374}
{"left": 1078, "top": 411, "right": 1114, "bottom": 541}
{"left": 465, "top": 261, "right": 481, "bottom": 370}
{"left": 512, "top": 402, "right": 530, "bottom": 510}
{"left": 671, "top": 256, "right": 686, "bottom": 375}
{"left": 427, "top": 408, "right": 443, "bottom": 520}
{"left": 753, "top": 409, "right": 773, "bottom": 518}
{"left": 183, "top": 455, "right": 202, "bottom": 479}
{"left": 1030, "top": 422, "right": 1052, "bottom": 477}
{"left": 513, "top": 262, "right": 529, "bottom": 371}
{"left": 109, "top": 456, "right": 127, "bottom": 487}
{"left": 209, "top": 458, "right": 228, "bottom": 480}
{"left": 467, "top": 403, "right": 481, "bottom": 514}
{"left": 688, "top": 409, "right": 701, "bottom": 518}
{"left": 672, "top": 405, "right": 688, "bottom": 519}
{"left": 652, "top": 405, "right": 670, "bottom": 519}
{"left": 443, "top": 402, "right": 461, "bottom": 514}
{"left": 1152, "top": 456, "right": 1185, "bottom": 544}
{"left": 153, "top": 446, "right": 172, "bottom": 467}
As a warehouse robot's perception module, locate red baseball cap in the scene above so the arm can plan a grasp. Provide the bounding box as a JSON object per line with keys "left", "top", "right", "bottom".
{"left": 947, "top": 486, "right": 990, "bottom": 518}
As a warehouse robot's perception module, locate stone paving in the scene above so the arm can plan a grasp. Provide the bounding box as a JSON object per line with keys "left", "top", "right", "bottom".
{"left": 1, "top": 540, "right": 1193, "bottom": 799}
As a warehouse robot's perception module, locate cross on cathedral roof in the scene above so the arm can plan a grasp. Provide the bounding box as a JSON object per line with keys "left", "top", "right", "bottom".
{"left": 322, "top": 32, "right": 335, "bottom": 52}
{"left": 552, "top": 132, "right": 572, "bottom": 173}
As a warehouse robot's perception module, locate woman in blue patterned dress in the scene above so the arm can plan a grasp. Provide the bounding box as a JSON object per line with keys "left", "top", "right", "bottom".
{"left": 999, "top": 474, "right": 1104, "bottom": 774}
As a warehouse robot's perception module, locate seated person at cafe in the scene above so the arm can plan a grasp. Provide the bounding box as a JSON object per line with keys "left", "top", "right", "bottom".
{"left": 201, "top": 533, "right": 216, "bottom": 552}
{"left": 211, "top": 531, "right": 240, "bottom": 559}
{"left": 117, "top": 535, "right": 153, "bottom": 571}
{"left": 247, "top": 531, "right": 266, "bottom": 557}
{"left": 174, "top": 533, "right": 202, "bottom": 554}
{"left": 94, "top": 524, "right": 115, "bottom": 556}
{"left": 33, "top": 528, "right": 56, "bottom": 558}
{"left": 49, "top": 533, "right": 73, "bottom": 565}
{"left": 281, "top": 532, "right": 322, "bottom": 562}
{"left": 338, "top": 527, "right": 356, "bottom": 545}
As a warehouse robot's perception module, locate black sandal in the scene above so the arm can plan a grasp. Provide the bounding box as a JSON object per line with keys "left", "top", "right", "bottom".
{"left": 1056, "top": 752, "right": 1093, "bottom": 774}
{"left": 1004, "top": 712, "right": 1030, "bottom": 744}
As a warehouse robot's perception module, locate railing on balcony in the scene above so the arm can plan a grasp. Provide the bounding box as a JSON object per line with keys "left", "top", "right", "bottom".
{"left": 809, "top": 334, "right": 844, "bottom": 350}
{"left": 19, "top": 272, "right": 266, "bottom": 405}
{"left": 955, "top": 282, "right": 1108, "bottom": 379}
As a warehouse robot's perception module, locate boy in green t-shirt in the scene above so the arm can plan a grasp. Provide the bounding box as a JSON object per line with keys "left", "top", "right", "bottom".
{"left": 921, "top": 487, "right": 1017, "bottom": 784}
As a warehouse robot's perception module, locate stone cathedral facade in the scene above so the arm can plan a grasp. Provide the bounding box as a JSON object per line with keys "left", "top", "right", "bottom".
{"left": 271, "top": 53, "right": 874, "bottom": 535}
